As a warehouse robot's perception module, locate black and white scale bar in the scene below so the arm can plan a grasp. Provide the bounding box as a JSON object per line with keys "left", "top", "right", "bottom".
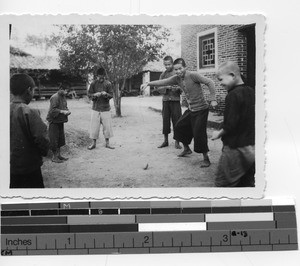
{"left": 1, "top": 228, "right": 298, "bottom": 255}
{"left": 1, "top": 224, "right": 138, "bottom": 234}
{"left": 1, "top": 211, "right": 297, "bottom": 230}
{"left": 1, "top": 199, "right": 296, "bottom": 216}
{"left": 1, "top": 199, "right": 297, "bottom": 255}
{"left": 1, "top": 205, "right": 296, "bottom": 216}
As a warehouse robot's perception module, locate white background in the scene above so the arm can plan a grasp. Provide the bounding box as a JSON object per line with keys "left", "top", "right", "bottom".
{"left": 1, "top": 0, "right": 300, "bottom": 265}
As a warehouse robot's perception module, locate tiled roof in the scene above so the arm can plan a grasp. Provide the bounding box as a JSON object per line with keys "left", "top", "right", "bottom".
{"left": 10, "top": 46, "right": 31, "bottom": 57}
{"left": 10, "top": 54, "right": 60, "bottom": 70}
{"left": 10, "top": 45, "right": 161, "bottom": 72}
{"left": 10, "top": 55, "right": 162, "bottom": 72}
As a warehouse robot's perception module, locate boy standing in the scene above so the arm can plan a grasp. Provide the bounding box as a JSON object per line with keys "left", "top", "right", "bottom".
{"left": 10, "top": 74, "right": 49, "bottom": 188}
{"left": 212, "top": 61, "right": 255, "bottom": 187}
{"left": 46, "top": 82, "right": 71, "bottom": 163}
{"left": 155, "top": 56, "right": 182, "bottom": 149}
{"left": 88, "top": 67, "right": 114, "bottom": 150}
{"left": 141, "top": 58, "right": 217, "bottom": 167}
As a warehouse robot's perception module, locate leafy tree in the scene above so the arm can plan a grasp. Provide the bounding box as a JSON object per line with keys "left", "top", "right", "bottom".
{"left": 56, "top": 25, "right": 170, "bottom": 116}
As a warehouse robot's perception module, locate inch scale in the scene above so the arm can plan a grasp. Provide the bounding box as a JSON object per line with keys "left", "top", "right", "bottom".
{"left": 1, "top": 199, "right": 298, "bottom": 255}
{"left": 2, "top": 229, "right": 298, "bottom": 255}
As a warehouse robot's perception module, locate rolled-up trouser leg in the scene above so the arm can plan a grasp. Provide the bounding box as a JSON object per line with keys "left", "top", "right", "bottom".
{"left": 89, "top": 110, "right": 101, "bottom": 140}
{"left": 100, "top": 111, "right": 113, "bottom": 139}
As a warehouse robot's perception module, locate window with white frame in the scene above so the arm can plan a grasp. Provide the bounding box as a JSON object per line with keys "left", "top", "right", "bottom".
{"left": 197, "top": 28, "right": 218, "bottom": 71}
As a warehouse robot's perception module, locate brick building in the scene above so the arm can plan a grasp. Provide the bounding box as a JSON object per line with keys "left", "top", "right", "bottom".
{"left": 181, "top": 24, "right": 255, "bottom": 112}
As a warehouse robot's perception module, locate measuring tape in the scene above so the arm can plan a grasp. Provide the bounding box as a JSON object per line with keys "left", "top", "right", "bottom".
{"left": 1, "top": 199, "right": 298, "bottom": 255}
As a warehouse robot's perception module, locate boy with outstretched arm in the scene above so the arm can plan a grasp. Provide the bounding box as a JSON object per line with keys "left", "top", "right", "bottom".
{"left": 154, "top": 56, "right": 182, "bottom": 149}
{"left": 141, "top": 58, "right": 217, "bottom": 167}
{"left": 211, "top": 61, "right": 255, "bottom": 187}
{"left": 10, "top": 74, "right": 49, "bottom": 188}
{"left": 46, "top": 82, "right": 71, "bottom": 163}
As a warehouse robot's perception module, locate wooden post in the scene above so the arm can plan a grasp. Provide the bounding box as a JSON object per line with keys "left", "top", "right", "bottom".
{"left": 128, "top": 78, "right": 132, "bottom": 92}
{"left": 142, "top": 71, "right": 150, "bottom": 96}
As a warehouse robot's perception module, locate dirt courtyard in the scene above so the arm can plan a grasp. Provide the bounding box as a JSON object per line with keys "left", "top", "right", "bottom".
{"left": 31, "top": 96, "right": 222, "bottom": 188}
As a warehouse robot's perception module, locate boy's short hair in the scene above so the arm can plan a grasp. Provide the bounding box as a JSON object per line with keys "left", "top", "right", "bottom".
{"left": 218, "top": 61, "right": 241, "bottom": 76}
{"left": 97, "top": 67, "right": 106, "bottom": 76}
{"left": 173, "top": 58, "right": 186, "bottom": 67}
{"left": 10, "top": 73, "right": 35, "bottom": 96}
{"left": 59, "top": 81, "right": 71, "bottom": 91}
{"left": 163, "top": 56, "right": 173, "bottom": 63}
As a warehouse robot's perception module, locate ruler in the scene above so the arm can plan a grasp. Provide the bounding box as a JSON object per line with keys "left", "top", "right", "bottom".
{"left": 1, "top": 199, "right": 298, "bottom": 255}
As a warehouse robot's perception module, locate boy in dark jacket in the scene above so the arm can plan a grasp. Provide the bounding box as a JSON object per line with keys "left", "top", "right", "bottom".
{"left": 10, "top": 74, "right": 49, "bottom": 188}
{"left": 212, "top": 61, "right": 255, "bottom": 187}
{"left": 155, "top": 56, "right": 182, "bottom": 149}
{"left": 46, "top": 82, "right": 71, "bottom": 163}
{"left": 87, "top": 68, "right": 114, "bottom": 150}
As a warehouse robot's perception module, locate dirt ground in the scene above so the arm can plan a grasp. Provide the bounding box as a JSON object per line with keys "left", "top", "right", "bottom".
{"left": 31, "top": 96, "right": 222, "bottom": 188}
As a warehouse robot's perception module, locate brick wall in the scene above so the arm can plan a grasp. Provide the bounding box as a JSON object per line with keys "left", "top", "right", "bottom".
{"left": 181, "top": 25, "right": 248, "bottom": 113}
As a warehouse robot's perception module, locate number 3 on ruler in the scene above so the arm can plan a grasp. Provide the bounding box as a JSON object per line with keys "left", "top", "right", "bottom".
{"left": 223, "top": 234, "right": 229, "bottom": 242}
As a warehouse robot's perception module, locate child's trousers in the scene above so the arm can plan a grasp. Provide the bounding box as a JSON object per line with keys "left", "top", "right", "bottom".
{"left": 48, "top": 122, "right": 65, "bottom": 152}
{"left": 215, "top": 145, "right": 255, "bottom": 187}
{"left": 174, "top": 108, "right": 209, "bottom": 153}
{"left": 89, "top": 110, "right": 113, "bottom": 140}
{"left": 162, "top": 100, "right": 182, "bottom": 136}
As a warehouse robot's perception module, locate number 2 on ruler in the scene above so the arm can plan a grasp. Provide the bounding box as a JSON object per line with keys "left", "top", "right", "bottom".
{"left": 144, "top": 236, "right": 149, "bottom": 244}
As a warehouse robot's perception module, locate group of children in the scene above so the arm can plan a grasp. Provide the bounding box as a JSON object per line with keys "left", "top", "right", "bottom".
{"left": 10, "top": 57, "right": 255, "bottom": 188}
{"left": 141, "top": 57, "right": 255, "bottom": 187}
{"left": 9, "top": 68, "right": 115, "bottom": 188}
{"left": 10, "top": 75, "right": 72, "bottom": 188}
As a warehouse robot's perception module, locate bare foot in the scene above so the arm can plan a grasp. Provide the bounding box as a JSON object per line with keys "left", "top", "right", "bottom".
{"left": 58, "top": 155, "right": 68, "bottom": 161}
{"left": 177, "top": 149, "right": 192, "bottom": 157}
{"left": 158, "top": 141, "right": 168, "bottom": 148}
{"left": 51, "top": 157, "right": 64, "bottom": 163}
{"left": 200, "top": 159, "right": 211, "bottom": 168}
{"left": 175, "top": 141, "right": 182, "bottom": 149}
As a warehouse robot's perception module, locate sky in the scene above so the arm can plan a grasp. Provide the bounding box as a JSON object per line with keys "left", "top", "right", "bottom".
{"left": 10, "top": 23, "right": 181, "bottom": 58}
{"left": 10, "top": 24, "right": 60, "bottom": 56}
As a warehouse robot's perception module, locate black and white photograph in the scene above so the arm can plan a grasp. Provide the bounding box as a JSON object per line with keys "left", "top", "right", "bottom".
{"left": 2, "top": 0, "right": 300, "bottom": 265}
{"left": 1, "top": 15, "right": 265, "bottom": 199}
